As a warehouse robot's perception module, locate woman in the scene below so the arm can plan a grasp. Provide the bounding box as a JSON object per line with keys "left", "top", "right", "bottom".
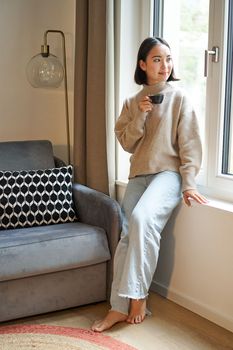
{"left": 92, "top": 37, "right": 207, "bottom": 332}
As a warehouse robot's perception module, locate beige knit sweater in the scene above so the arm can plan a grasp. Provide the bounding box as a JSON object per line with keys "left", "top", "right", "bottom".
{"left": 115, "top": 82, "right": 202, "bottom": 192}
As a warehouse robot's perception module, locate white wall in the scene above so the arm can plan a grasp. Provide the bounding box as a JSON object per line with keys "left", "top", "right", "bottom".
{"left": 0, "top": 0, "right": 75, "bottom": 163}
{"left": 152, "top": 202, "right": 233, "bottom": 333}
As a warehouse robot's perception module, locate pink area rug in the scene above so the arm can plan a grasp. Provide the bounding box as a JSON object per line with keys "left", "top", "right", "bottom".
{"left": 0, "top": 324, "right": 138, "bottom": 350}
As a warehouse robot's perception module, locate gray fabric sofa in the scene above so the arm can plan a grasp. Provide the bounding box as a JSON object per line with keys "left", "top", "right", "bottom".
{"left": 0, "top": 140, "right": 121, "bottom": 322}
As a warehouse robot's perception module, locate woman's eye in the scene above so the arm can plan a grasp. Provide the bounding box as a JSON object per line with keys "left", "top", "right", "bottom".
{"left": 167, "top": 57, "right": 172, "bottom": 62}
{"left": 153, "top": 58, "right": 160, "bottom": 62}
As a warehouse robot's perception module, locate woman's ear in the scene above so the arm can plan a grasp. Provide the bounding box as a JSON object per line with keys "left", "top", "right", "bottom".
{"left": 139, "top": 59, "right": 146, "bottom": 71}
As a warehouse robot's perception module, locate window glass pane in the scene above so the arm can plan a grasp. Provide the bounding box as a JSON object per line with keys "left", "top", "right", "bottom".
{"left": 162, "top": 0, "right": 209, "bottom": 143}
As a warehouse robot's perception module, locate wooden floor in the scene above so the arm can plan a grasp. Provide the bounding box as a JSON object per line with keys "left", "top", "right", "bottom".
{"left": 3, "top": 292, "right": 233, "bottom": 350}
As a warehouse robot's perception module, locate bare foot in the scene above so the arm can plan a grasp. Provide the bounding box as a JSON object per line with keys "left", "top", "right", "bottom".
{"left": 127, "top": 298, "right": 146, "bottom": 324}
{"left": 91, "top": 310, "right": 127, "bottom": 332}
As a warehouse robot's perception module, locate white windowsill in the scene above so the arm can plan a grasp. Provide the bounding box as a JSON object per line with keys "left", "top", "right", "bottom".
{"left": 115, "top": 180, "right": 233, "bottom": 213}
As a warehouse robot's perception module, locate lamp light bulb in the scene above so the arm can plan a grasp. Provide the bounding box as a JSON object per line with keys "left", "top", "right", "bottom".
{"left": 26, "top": 53, "right": 64, "bottom": 88}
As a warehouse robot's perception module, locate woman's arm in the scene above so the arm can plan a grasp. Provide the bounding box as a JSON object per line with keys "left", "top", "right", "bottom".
{"left": 177, "top": 95, "right": 208, "bottom": 205}
{"left": 178, "top": 95, "right": 202, "bottom": 190}
{"left": 115, "top": 97, "right": 152, "bottom": 153}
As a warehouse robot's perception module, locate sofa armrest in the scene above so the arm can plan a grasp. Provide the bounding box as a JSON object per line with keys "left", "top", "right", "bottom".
{"left": 72, "top": 183, "right": 122, "bottom": 297}
{"left": 72, "top": 183, "right": 122, "bottom": 255}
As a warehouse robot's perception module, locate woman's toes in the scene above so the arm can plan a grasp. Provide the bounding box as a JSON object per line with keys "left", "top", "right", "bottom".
{"left": 92, "top": 311, "right": 127, "bottom": 332}
{"left": 126, "top": 316, "right": 134, "bottom": 324}
{"left": 126, "top": 298, "right": 147, "bottom": 325}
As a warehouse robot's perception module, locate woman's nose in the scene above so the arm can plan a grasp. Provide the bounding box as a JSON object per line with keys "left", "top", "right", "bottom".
{"left": 161, "top": 60, "right": 167, "bottom": 69}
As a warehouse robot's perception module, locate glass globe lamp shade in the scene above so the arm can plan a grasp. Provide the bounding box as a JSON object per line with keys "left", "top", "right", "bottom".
{"left": 26, "top": 53, "right": 64, "bottom": 88}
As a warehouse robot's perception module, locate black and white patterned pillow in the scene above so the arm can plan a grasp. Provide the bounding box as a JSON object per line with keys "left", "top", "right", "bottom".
{"left": 0, "top": 165, "right": 77, "bottom": 230}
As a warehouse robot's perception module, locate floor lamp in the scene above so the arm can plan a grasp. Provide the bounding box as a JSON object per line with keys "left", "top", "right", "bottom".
{"left": 26, "top": 30, "right": 71, "bottom": 164}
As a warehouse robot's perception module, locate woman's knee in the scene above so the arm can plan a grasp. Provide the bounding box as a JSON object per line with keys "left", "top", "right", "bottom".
{"left": 129, "top": 207, "right": 155, "bottom": 236}
{"left": 130, "top": 205, "right": 169, "bottom": 237}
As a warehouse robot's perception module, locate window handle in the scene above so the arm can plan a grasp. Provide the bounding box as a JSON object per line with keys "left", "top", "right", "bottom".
{"left": 204, "top": 46, "right": 219, "bottom": 77}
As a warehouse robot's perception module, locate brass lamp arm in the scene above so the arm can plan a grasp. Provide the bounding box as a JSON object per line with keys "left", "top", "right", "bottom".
{"left": 41, "top": 30, "right": 71, "bottom": 164}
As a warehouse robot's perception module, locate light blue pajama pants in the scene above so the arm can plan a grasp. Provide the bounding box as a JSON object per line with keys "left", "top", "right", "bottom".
{"left": 110, "top": 171, "right": 182, "bottom": 314}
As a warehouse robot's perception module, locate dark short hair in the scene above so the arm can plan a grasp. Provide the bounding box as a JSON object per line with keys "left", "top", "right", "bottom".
{"left": 134, "top": 37, "right": 180, "bottom": 85}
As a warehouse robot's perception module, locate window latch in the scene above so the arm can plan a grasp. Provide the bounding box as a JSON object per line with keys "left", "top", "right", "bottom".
{"left": 204, "top": 46, "right": 219, "bottom": 77}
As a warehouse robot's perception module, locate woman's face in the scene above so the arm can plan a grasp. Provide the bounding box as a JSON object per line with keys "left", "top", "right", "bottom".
{"left": 139, "top": 44, "right": 173, "bottom": 85}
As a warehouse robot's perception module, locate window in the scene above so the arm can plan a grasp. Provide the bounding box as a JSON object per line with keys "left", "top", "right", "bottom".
{"left": 116, "top": 0, "right": 233, "bottom": 202}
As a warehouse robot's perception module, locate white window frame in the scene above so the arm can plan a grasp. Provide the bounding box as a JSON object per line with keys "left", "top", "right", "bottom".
{"left": 200, "top": 0, "right": 233, "bottom": 202}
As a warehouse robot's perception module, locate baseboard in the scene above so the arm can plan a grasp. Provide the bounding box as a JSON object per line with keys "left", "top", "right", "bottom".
{"left": 150, "top": 280, "right": 233, "bottom": 333}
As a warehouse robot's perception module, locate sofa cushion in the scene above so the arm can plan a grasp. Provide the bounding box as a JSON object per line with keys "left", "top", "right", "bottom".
{"left": 0, "top": 222, "right": 110, "bottom": 282}
{"left": 0, "top": 140, "right": 55, "bottom": 171}
{"left": 0, "top": 165, "right": 77, "bottom": 230}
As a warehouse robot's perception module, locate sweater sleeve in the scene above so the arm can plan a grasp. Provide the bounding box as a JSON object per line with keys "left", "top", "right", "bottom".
{"left": 177, "top": 95, "right": 202, "bottom": 192}
{"left": 114, "top": 98, "right": 147, "bottom": 153}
